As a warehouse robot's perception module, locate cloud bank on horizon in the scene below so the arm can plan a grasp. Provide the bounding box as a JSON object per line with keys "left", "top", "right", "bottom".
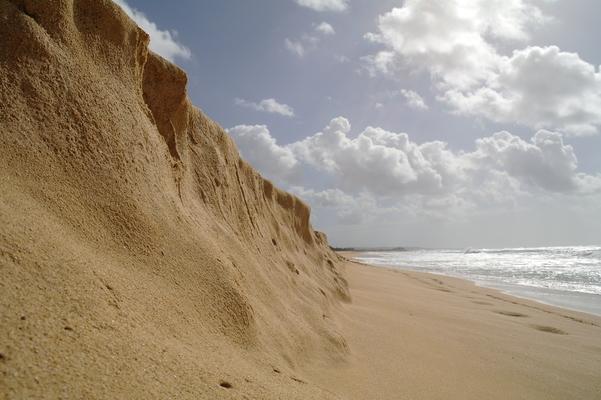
{"left": 229, "top": 118, "right": 601, "bottom": 219}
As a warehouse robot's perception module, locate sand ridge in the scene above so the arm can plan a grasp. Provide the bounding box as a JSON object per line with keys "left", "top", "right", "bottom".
{"left": 0, "top": 1, "right": 348, "bottom": 398}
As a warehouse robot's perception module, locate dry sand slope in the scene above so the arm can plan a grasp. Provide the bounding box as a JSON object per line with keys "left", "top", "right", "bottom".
{"left": 0, "top": 1, "right": 349, "bottom": 398}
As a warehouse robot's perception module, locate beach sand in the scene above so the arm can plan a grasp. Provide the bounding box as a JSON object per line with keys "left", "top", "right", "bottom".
{"left": 303, "top": 254, "right": 601, "bottom": 400}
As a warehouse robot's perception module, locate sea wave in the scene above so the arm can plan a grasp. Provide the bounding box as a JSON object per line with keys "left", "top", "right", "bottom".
{"left": 356, "top": 246, "right": 601, "bottom": 296}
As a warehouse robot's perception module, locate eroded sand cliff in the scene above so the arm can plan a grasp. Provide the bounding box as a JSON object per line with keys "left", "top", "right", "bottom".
{"left": 0, "top": 1, "right": 348, "bottom": 398}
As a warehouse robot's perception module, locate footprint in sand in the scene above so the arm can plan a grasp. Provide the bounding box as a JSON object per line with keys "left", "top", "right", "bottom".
{"left": 219, "top": 380, "right": 233, "bottom": 389}
{"left": 532, "top": 325, "right": 568, "bottom": 335}
{"left": 495, "top": 310, "right": 529, "bottom": 318}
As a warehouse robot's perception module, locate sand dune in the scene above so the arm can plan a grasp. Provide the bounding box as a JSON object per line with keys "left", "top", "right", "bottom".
{"left": 0, "top": 1, "right": 347, "bottom": 398}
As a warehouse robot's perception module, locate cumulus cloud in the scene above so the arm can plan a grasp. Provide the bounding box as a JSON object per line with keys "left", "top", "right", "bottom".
{"left": 400, "top": 89, "right": 429, "bottom": 110}
{"left": 113, "top": 0, "right": 191, "bottom": 62}
{"left": 227, "top": 125, "right": 300, "bottom": 182}
{"left": 364, "top": 0, "right": 601, "bottom": 135}
{"left": 295, "top": 0, "right": 349, "bottom": 12}
{"left": 444, "top": 46, "right": 601, "bottom": 135}
{"left": 364, "top": 1, "right": 510, "bottom": 87}
{"left": 229, "top": 117, "right": 601, "bottom": 212}
{"left": 315, "top": 22, "right": 335, "bottom": 35}
{"left": 290, "top": 118, "right": 446, "bottom": 195}
{"left": 235, "top": 98, "right": 295, "bottom": 117}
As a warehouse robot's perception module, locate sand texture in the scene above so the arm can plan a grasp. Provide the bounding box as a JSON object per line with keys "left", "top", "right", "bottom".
{"left": 308, "top": 257, "right": 601, "bottom": 400}
{"left": 0, "top": 1, "right": 348, "bottom": 398}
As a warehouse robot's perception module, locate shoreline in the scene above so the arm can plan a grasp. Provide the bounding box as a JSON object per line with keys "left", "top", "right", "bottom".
{"left": 477, "top": 280, "right": 601, "bottom": 317}
{"left": 304, "top": 255, "right": 601, "bottom": 399}
{"left": 341, "top": 251, "right": 601, "bottom": 321}
{"left": 346, "top": 251, "right": 601, "bottom": 318}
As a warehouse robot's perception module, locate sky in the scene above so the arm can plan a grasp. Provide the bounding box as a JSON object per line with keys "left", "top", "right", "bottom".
{"left": 114, "top": 0, "right": 601, "bottom": 248}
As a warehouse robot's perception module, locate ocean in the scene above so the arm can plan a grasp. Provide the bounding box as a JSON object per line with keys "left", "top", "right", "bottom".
{"left": 354, "top": 246, "right": 601, "bottom": 316}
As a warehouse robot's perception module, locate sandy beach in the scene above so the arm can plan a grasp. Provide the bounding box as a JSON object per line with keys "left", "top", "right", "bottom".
{"left": 304, "top": 254, "right": 601, "bottom": 400}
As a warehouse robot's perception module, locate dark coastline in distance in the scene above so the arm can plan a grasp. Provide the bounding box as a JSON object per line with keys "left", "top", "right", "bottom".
{"left": 332, "top": 246, "right": 419, "bottom": 252}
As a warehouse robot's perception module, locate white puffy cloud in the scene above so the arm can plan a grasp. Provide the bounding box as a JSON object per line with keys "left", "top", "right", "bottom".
{"left": 229, "top": 117, "right": 601, "bottom": 209}
{"left": 229, "top": 117, "right": 601, "bottom": 235}
{"left": 292, "top": 118, "right": 601, "bottom": 197}
{"left": 113, "top": 0, "right": 191, "bottom": 62}
{"left": 290, "top": 118, "right": 445, "bottom": 195}
{"left": 235, "top": 98, "right": 295, "bottom": 117}
{"left": 365, "top": 0, "right": 601, "bottom": 135}
{"left": 227, "top": 125, "right": 299, "bottom": 182}
{"left": 445, "top": 46, "right": 601, "bottom": 135}
{"left": 315, "top": 22, "right": 335, "bottom": 35}
{"left": 364, "top": 1, "right": 509, "bottom": 88}
{"left": 469, "top": 130, "right": 577, "bottom": 192}
{"left": 400, "top": 89, "right": 428, "bottom": 110}
{"left": 295, "top": 0, "right": 349, "bottom": 12}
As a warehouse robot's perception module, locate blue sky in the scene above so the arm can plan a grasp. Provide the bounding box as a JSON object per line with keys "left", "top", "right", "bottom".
{"left": 116, "top": 0, "right": 601, "bottom": 248}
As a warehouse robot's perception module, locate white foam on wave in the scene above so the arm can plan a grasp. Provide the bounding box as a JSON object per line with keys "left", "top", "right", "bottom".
{"left": 356, "top": 246, "right": 601, "bottom": 296}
